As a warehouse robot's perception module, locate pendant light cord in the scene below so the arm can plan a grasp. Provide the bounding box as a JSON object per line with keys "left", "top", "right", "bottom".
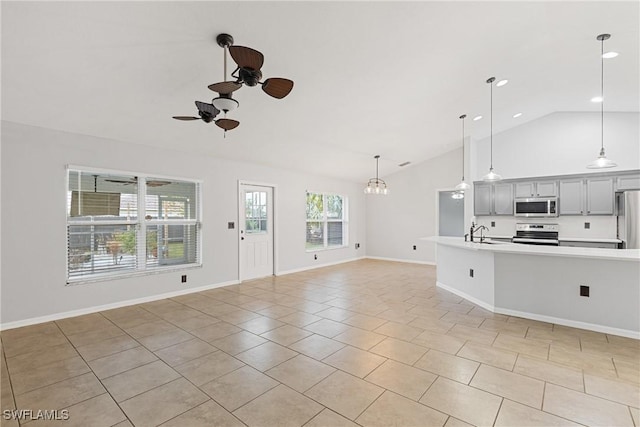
{"left": 376, "top": 156, "right": 379, "bottom": 183}
{"left": 490, "top": 80, "right": 493, "bottom": 169}
{"left": 460, "top": 114, "right": 466, "bottom": 180}
{"left": 600, "top": 36, "right": 604, "bottom": 152}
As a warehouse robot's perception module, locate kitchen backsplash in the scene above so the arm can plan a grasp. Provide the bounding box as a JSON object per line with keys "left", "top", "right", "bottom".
{"left": 475, "top": 216, "right": 617, "bottom": 239}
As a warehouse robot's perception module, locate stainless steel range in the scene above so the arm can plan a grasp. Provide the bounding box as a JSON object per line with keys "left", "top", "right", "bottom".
{"left": 513, "top": 223, "right": 559, "bottom": 246}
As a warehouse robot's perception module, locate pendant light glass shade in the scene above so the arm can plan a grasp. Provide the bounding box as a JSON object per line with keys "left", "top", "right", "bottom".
{"left": 483, "top": 168, "right": 502, "bottom": 182}
{"left": 451, "top": 190, "right": 464, "bottom": 199}
{"left": 456, "top": 114, "right": 471, "bottom": 191}
{"left": 587, "top": 34, "right": 617, "bottom": 169}
{"left": 364, "top": 155, "right": 389, "bottom": 195}
{"left": 483, "top": 77, "right": 502, "bottom": 182}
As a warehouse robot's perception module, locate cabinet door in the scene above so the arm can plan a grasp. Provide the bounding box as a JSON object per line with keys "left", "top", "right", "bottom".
{"left": 474, "top": 184, "right": 492, "bottom": 216}
{"left": 586, "top": 178, "right": 614, "bottom": 215}
{"left": 536, "top": 181, "right": 557, "bottom": 197}
{"left": 515, "top": 182, "right": 535, "bottom": 198}
{"left": 559, "top": 180, "right": 584, "bottom": 215}
{"left": 493, "top": 183, "right": 514, "bottom": 215}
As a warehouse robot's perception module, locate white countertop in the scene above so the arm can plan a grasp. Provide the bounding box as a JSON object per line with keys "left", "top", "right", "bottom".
{"left": 421, "top": 236, "right": 640, "bottom": 262}
{"left": 558, "top": 237, "right": 622, "bottom": 243}
{"left": 487, "top": 235, "right": 622, "bottom": 243}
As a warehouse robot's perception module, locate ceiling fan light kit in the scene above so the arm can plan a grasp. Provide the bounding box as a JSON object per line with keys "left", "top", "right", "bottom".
{"left": 482, "top": 77, "right": 503, "bottom": 182}
{"left": 173, "top": 33, "right": 293, "bottom": 135}
{"left": 587, "top": 33, "right": 617, "bottom": 169}
{"left": 364, "top": 155, "right": 389, "bottom": 195}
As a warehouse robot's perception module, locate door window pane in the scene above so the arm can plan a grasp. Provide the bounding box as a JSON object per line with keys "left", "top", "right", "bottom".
{"left": 245, "top": 191, "right": 268, "bottom": 234}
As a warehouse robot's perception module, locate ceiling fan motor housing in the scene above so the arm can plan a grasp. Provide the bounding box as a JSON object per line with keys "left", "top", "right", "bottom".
{"left": 239, "top": 68, "right": 262, "bottom": 86}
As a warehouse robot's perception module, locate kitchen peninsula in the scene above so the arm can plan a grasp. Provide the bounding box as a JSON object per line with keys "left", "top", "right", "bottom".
{"left": 422, "top": 236, "right": 640, "bottom": 338}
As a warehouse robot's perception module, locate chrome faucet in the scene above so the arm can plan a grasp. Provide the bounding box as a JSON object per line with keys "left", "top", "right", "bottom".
{"left": 469, "top": 222, "right": 489, "bottom": 242}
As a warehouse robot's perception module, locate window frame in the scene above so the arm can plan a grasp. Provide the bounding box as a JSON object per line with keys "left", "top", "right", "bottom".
{"left": 305, "top": 191, "right": 349, "bottom": 252}
{"left": 65, "top": 165, "right": 202, "bottom": 285}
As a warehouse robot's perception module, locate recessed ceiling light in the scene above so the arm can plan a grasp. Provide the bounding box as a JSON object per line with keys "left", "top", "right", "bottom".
{"left": 513, "top": 112, "right": 523, "bottom": 118}
{"left": 496, "top": 79, "right": 508, "bottom": 87}
{"left": 591, "top": 96, "right": 603, "bottom": 103}
{"left": 473, "top": 115, "right": 483, "bottom": 121}
{"left": 602, "top": 51, "right": 619, "bottom": 59}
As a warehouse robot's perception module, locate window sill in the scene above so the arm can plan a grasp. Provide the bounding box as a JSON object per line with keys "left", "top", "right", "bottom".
{"left": 66, "top": 263, "right": 202, "bottom": 286}
{"left": 305, "top": 245, "right": 349, "bottom": 253}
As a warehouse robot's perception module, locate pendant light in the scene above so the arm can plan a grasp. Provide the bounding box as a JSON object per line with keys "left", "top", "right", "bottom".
{"left": 483, "top": 77, "right": 502, "bottom": 182}
{"left": 587, "top": 33, "right": 617, "bottom": 169}
{"left": 455, "top": 114, "right": 471, "bottom": 191}
{"left": 451, "top": 191, "right": 464, "bottom": 200}
{"left": 364, "top": 155, "right": 389, "bottom": 195}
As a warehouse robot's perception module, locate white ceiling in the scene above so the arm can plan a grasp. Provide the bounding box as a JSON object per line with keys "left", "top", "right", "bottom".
{"left": 2, "top": 1, "right": 638, "bottom": 182}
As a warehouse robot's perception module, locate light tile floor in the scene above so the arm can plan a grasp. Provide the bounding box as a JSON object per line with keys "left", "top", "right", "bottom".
{"left": 1, "top": 259, "right": 638, "bottom": 426}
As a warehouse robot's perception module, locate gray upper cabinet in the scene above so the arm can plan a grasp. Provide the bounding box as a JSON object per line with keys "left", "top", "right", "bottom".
{"left": 474, "top": 184, "right": 492, "bottom": 216}
{"left": 515, "top": 181, "right": 556, "bottom": 198}
{"left": 493, "top": 183, "right": 514, "bottom": 215}
{"left": 515, "top": 182, "right": 535, "bottom": 198}
{"left": 586, "top": 177, "right": 614, "bottom": 215}
{"left": 536, "top": 181, "right": 557, "bottom": 197}
{"left": 617, "top": 174, "right": 640, "bottom": 191}
{"left": 559, "top": 179, "right": 584, "bottom": 215}
{"left": 474, "top": 183, "right": 513, "bottom": 216}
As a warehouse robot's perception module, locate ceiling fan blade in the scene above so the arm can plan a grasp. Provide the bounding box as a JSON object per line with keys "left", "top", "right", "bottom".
{"left": 147, "top": 180, "right": 172, "bottom": 187}
{"left": 208, "top": 81, "right": 242, "bottom": 94}
{"left": 216, "top": 118, "right": 240, "bottom": 131}
{"left": 262, "top": 78, "right": 294, "bottom": 99}
{"left": 173, "top": 116, "right": 201, "bottom": 121}
{"left": 105, "top": 179, "right": 135, "bottom": 185}
{"left": 229, "top": 45, "right": 264, "bottom": 70}
{"left": 195, "top": 101, "right": 220, "bottom": 118}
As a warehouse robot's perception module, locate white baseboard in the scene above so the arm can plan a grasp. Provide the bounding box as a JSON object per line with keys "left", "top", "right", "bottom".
{"left": 436, "top": 281, "right": 495, "bottom": 312}
{"left": 277, "top": 256, "right": 366, "bottom": 276}
{"left": 0, "top": 279, "right": 239, "bottom": 331}
{"left": 493, "top": 307, "right": 640, "bottom": 340}
{"left": 436, "top": 281, "right": 639, "bottom": 339}
{"left": 366, "top": 256, "right": 436, "bottom": 266}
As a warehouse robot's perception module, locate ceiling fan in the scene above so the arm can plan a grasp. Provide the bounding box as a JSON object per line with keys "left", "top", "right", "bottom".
{"left": 207, "top": 33, "right": 294, "bottom": 100}
{"left": 173, "top": 33, "right": 293, "bottom": 135}
{"left": 105, "top": 177, "right": 172, "bottom": 187}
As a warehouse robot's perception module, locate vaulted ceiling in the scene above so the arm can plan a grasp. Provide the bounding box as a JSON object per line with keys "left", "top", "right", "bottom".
{"left": 2, "top": 2, "right": 638, "bottom": 182}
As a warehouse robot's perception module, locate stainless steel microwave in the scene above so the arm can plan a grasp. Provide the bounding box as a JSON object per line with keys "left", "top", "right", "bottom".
{"left": 514, "top": 197, "right": 558, "bottom": 217}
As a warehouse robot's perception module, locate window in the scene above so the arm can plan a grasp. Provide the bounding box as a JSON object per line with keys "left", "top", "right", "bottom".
{"left": 306, "top": 192, "right": 347, "bottom": 251}
{"left": 67, "top": 168, "right": 201, "bottom": 283}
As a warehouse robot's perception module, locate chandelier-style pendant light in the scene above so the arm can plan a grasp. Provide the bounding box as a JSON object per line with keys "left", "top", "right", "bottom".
{"left": 587, "top": 34, "right": 617, "bottom": 169}
{"left": 455, "top": 114, "right": 471, "bottom": 191}
{"left": 483, "top": 77, "right": 502, "bottom": 182}
{"left": 364, "top": 155, "right": 389, "bottom": 195}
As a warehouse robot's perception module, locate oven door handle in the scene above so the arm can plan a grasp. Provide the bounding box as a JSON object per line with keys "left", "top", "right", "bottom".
{"left": 512, "top": 238, "right": 559, "bottom": 244}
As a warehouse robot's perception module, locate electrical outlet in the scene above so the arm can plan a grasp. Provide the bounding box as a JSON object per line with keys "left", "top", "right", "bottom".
{"left": 314, "top": 254, "right": 318, "bottom": 260}
{"left": 469, "top": 269, "right": 474, "bottom": 278}
{"left": 181, "top": 275, "right": 187, "bottom": 283}
{"left": 584, "top": 222, "right": 591, "bottom": 229}
{"left": 491, "top": 221, "right": 495, "bottom": 227}
{"left": 228, "top": 222, "right": 235, "bottom": 229}
{"left": 580, "top": 285, "right": 589, "bottom": 297}
{"left": 412, "top": 245, "right": 417, "bottom": 250}
{"left": 355, "top": 243, "right": 360, "bottom": 249}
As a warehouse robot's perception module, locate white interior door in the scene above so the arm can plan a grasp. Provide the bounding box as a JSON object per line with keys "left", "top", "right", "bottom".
{"left": 239, "top": 184, "right": 274, "bottom": 280}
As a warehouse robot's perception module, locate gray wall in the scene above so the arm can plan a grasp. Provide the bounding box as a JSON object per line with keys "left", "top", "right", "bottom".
{"left": 1, "top": 121, "right": 367, "bottom": 326}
